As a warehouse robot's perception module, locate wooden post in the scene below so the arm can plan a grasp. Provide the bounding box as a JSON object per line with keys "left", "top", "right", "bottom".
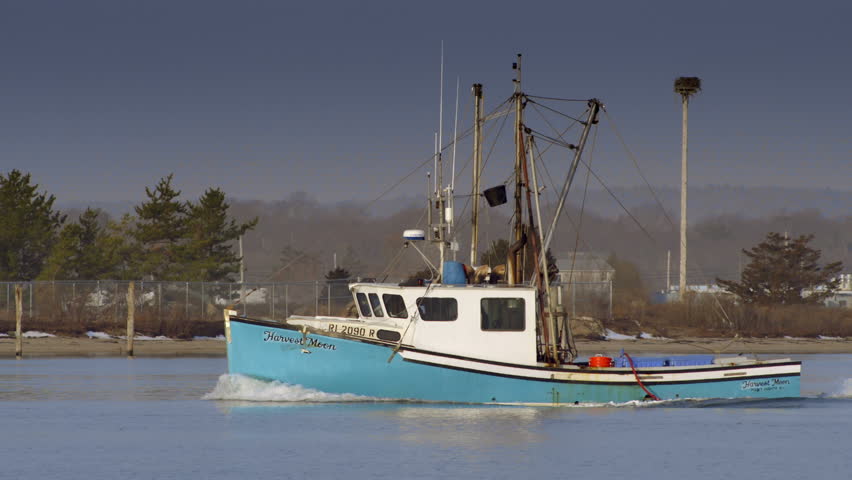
{"left": 15, "top": 285, "right": 23, "bottom": 358}
{"left": 126, "top": 282, "right": 135, "bottom": 357}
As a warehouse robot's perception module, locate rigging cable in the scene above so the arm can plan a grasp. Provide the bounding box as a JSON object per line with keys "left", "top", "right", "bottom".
{"left": 446, "top": 98, "right": 515, "bottom": 257}
{"left": 528, "top": 127, "right": 658, "bottom": 243}
{"left": 526, "top": 95, "right": 589, "bottom": 103}
{"left": 562, "top": 124, "right": 599, "bottom": 288}
{"left": 361, "top": 96, "right": 512, "bottom": 214}
{"left": 526, "top": 98, "right": 586, "bottom": 123}
{"left": 601, "top": 108, "right": 733, "bottom": 326}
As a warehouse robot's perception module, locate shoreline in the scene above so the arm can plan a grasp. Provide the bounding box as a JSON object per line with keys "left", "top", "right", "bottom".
{"left": 1, "top": 336, "right": 850, "bottom": 358}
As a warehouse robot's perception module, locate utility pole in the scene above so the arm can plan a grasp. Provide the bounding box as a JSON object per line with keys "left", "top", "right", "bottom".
{"left": 470, "top": 83, "right": 483, "bottom": 266}
{"left": 674, "top": 77, "right": 701, "bottom": 301}
{"left": 666, "top": 249, "right": 671, "bottom": 292}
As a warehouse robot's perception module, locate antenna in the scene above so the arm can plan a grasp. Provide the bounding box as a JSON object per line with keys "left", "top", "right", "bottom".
{"left": 433, "top": 132, "right": 438, "bottom": 193}
{"left": 451, "top": 76, "right": 459, "bottom": 191}
{"left": 438, "top": 41, "right": 444, "bottom": 166}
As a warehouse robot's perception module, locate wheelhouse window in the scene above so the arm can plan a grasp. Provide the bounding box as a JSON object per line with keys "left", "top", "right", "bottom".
{"left": 481, "top": 298, "right": 525, "bottom": 331}
{"left": 368, "top": 293, "right": 385, "bottom": 317}
{"left": 382, "top": 294, "right": 408, "bottom": 319}
{"left": 356, "top": 293, "right": 372, "bottom": 317}
{"left": 416, "top": 297, "right": 457, "bottom": 321}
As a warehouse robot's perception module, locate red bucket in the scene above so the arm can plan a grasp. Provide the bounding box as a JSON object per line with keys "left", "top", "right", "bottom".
{"left": 589, "top": 355, "right": 613, "bottom": 368}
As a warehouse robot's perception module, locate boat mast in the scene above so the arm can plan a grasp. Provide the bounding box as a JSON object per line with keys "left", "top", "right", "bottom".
{"left": 527, "top": 136, "right": 560, "bottom": 364}
{"left": 539, "top": 100, "right": 600, "bottom": 266}
{"left": 470, "top": 83, "right": 484, "bottom": 266}
{"left": 434, "top": 44, "right": 446, "bottom": 281}
{"left": 448, "top": 77, "right": 460, "bottom": 261}
{"left": 511, "top": 54, "right": 525, "bottom": 284}
{"left": 537, "top": 100, "right": 600, "bottom": 363}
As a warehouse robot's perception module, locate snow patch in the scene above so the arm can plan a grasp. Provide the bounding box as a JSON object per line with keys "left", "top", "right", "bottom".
{"left": 604, "top": 329, "right": 636, "bottom": 341}
{"left": 86, "top": 331, "right": 112, "bottom": 339}
{"left": 639, "top": 332, "right": 668, "bottom": 340}
{"left": 117, "top": 335, "right": 172, "bottom": 341}
{"left": 23, "top": 331, "right": 55, "bottom": 338}
{"left": 0, "top": 333, "right": 9, "bottom": 337}
{"left": 203, "top": 374, "right": 383, "bottom": 402}
{"left": 817, "top": 335, "right": 843, "bottom": 340}
{"left": 134, "top": 335, "right": 171, "bottom": 341}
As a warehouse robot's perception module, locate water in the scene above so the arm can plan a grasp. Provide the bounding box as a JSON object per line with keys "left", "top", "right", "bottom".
{"left": 0, "top": 355, "right": 850, "bottom": 479}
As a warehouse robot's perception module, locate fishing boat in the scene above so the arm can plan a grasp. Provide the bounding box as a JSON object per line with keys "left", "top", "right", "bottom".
{"left": 224, "top": 56, "right": 801, "bottom": 404}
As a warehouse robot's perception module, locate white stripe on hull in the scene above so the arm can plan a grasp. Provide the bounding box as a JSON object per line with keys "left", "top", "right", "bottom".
{"left": 401, "top": 350, "right": 800, "bottom": 384}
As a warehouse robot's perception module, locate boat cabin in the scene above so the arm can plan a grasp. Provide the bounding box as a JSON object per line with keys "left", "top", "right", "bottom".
{"left": 349, "top": 283, "right": 538, "bottom": 366}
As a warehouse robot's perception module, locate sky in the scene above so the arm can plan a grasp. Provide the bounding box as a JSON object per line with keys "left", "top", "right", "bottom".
{"left": 1, "top": 0, "right": 850, "bottom": 206}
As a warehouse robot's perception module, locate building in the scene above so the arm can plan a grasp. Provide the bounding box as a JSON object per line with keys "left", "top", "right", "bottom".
{"left": 554, "top": 252, "right": 613, "bottom": 319}
{"left": 825, "top": 273, "right": 852, "bottom": 308}
{"left": 554, "top": 252, "right": 614, "bottom": 284}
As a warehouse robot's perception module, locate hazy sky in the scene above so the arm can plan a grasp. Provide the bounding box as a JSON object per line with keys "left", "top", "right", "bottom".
{"left": 1, "top": 0, "right": 850, "bottom": 205}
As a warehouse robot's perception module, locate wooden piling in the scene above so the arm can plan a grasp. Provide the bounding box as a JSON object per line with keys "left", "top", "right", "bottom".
{"left": 15, "top": 285, "right": 22, "bottom": 358}
{"left": 126, "top": 281, "right": 135, "bottom": 357}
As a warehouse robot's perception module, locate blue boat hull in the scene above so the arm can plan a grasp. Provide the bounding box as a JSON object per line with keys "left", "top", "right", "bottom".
{"left": 227, "top": 318, "right": 800, "bottom": 404}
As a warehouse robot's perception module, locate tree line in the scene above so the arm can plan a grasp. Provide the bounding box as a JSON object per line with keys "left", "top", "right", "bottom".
{"left": 0, "top": 170, "right": 257, "bottom": 282}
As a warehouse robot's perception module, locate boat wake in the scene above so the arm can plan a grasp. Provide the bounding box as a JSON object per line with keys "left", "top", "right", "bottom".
{"left": 203, "top": 374, "right": 852, "bottom": 407}
{"left": 202, "top": 374, "right": 387, "bottom": 403}
{"left": 832, "top": 378, "right": 852, "bottom": 398}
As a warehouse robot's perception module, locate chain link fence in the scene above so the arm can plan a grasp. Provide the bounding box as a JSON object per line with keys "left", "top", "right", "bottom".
{"left": 0, "top": 280, "right": 354, "bottom": 338}
{"left": 556, "top": 281, "right": 613, "bottom": 321}
{"left": 0, "top": 279, "right": 611, "bottom": 337}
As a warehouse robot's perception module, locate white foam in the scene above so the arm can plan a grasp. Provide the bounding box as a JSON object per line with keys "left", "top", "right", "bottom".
{"left": 203, "top": 374, "right": 382, "bottom": 402}
{"left": 193, "top": 335, "right": 226, "bottom": 341}
{"left": 551, "top": 397, "right": 693, "bottom": 408}
{"left": 604, "top": 329, "right": 636, "bottom": 340}
{"left": 832, "top": 378, "right": 852, "bottom": 398}
{"left": 86, "top": 331, "right": 112, "bottom": 339}
{"left": 23, "top": 331, "right": 55, "bottom": 338}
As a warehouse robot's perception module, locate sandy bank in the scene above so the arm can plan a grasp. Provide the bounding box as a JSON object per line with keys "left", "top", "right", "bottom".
{"left": 1, "top": 335, "right": 850, "bottom": 358}
{"left": 0, "top": 337, "right": 226, "bottom": 357}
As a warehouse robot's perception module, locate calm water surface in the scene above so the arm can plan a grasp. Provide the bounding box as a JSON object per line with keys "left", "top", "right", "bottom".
{"left": 0, "top": 355, "right": 850, "bottom": 480}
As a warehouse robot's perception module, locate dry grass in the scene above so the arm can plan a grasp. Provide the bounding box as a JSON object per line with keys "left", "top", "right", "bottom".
{"left": 2, "top": 289, "right": 849, "bottom": 340}
{"left": 608, "top": 294, "right": 852, "bottom": 338}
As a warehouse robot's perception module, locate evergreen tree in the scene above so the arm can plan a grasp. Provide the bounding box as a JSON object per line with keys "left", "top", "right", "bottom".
{"left": 717, "top": 232, "right": 843, "bottom": 305}
{"left": 323, "top": 266, "right": 352, "bottom": 310}
{"left": 100, "top": 214, "right": 136, "bottom": 280}
{"left": 325, "top": 266, "right": 351, "bottom": 281}
{"left": 0, "top": 170, "right": 65, "bottom": 280}
{"left": 39, "top": 208, "right": 124, "bottom": 280}
{"left": 183, "top": 188, "right": 258, "bottom": 281}
{"left": 131, "top": 174, "right": 188, "bottom": 280}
